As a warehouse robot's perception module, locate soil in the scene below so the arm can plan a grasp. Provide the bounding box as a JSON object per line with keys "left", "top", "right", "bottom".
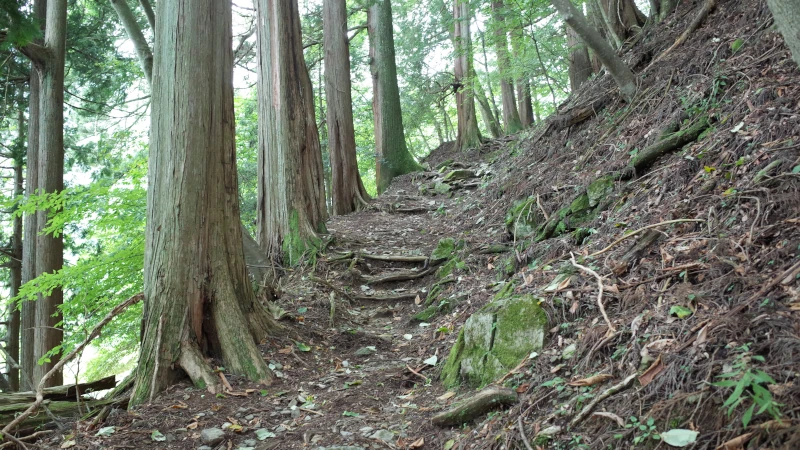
{"left": 9, "top": 0, "right": 800, "bottom": 448}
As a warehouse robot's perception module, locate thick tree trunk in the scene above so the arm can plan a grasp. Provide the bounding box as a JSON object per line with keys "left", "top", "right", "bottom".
{"left": 33, "top": 0, "right": 67, "bottom": 389}
{"left": 567, "top": 25, "right": 593, "bottom": 91}
{"left": 255, "top": 0, "right": 328, "bottom": 264}
{"left": 509, "top": 27, "right": 534, "bottom": 128}
{"left": 600, "top": 0, "right": 646, "bottom": 44}
{"left": 8, "top": 113, "right": 24, "bottom": 392}
{"left": 551, "top": 0, "right": 637, "bottom": 102}
{"left": 768, "top": 0, "right": 800, "bottom": 67}
{"left": 131, "top": 0, "right": 276, "bottom": 407}
{"left": 19, "top": 0, "right": 46, "bottom": 393}
{"left": 367, "top": 0, "right": 422, "bottom": 194}
{"left": 475, "top": 80, "right": 503, "bottom": 138}
{"left": 324, "top": 0, "right": 369, "bottom": 215}
{"left": 109, "top": 0, "right": 153, "bottom": 85}
{"left": 490, "top": 0, "right": 522, "bottom": 134}
{"left": 453, "top": 0, "right": 482, "bottom": 152}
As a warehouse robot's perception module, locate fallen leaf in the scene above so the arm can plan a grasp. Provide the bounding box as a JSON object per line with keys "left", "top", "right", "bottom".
{"left": 516, "top": 383, "right": 531, "bottom": 393}
{"left": 169, "top": 401, "right": 189, "bottom": 409}
{"left": 670, "top": 305, "right": 693, "bottom": 319}
{"left": 487, "top": 263, "right": 495, "bottom": 270}
{"left": 568, "top": 374, "right": 612, "bottom": 387}
{"left": 592, "top": 411, "right": 624, "bottom": 427}
{"left": 151, "top": 430, "right": 166, "bottom": 442}
{"left": 423, "top": 355, "right": 438, "bottom": 366}
{"left": 409, "top": 437, "right": 425, "bottom": 448}
{"left": 638, "top": 355, "right": 666, "bottom": 386}
{"left": 414, "top": 295, "right": 422, "bottom": 305}
{"left": 254, "top": 429, "right": 276, "bottom": 440}
{"left": 660, "top": 429, "right": 699, "bottom": 447}
{"left": 95, "top": 426, "right": 116, "bottom": 437}
{"left": 693, "top": 325, "right": 709, "bottom": 347}
{"left": 557, "top": 276, "right": 572, "bottom": 291}
{"left": 229, "top": 424, "right": 244, "bottom": 433}
{"left": 437, "top": 391, "right": 456, "bottom": 402}
{"left": 569, "top": 300, "right": 579, "bottom": 314}
{"left": 550, "top": 364, "right": 565, "bottom": 373}
{"left": 187, "top": 421, "right": 199, "bottom": 430}
{"left": 717, "top": 432, "right": 754, "bottom": 450}
{"left": 60, "top": 440, "right": 76, "bottom": 449}
{"left": 443, "top": 439, "right": 455, "bottom": 450}
{"left": 278, "top": 346, "right": 293, "bottom": 354}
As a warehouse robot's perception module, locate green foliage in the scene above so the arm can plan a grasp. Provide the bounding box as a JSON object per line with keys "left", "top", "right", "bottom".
{"left": 624, "top": 416, "right": 660, "bottom": 445}
{"left": 711, "top": 344, "right": 783, "bottom": 427}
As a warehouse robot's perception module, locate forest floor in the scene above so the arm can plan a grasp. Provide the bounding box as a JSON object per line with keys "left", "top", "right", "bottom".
{"left": 18, "top": 0, "right": 800, "bottom": 448}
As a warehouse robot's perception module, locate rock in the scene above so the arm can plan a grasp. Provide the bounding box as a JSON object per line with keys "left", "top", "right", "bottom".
{"left": 197, "top": 446, "right": 213, "bottom": 450}
{"left": 433, "top": 182, "right": 451, "bottom": 195}
{"left": 441, "top": 294, "right": 547, "bottom": 387}
{"left": 370, "top": 429, "right": 395, "bottom": 443}
{"left": 587, "top": 175, "right": 614, "bottom": 207}
{"left": 443, "top": 169, "right": 477, "bottom": 182}
{"left": 200, "top": 428, "right": 225, "bottom": 446}
{"left": 244, "top": 414, "right": 255, "bottom": 421}
{"left": 505, "top": 197, "right": 540, "bottom": 238}
{"left": 242, "top": 439, "right": 257, "bottom": 447}
{"left": 354, "top": 346, "right": 377, "bottom": 357}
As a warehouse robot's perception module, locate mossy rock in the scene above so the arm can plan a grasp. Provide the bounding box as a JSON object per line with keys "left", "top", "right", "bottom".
{"left": 569, "top": 192, "right": 590, "bottom": 214}
{"left": 587, "top": 175, "right": 615, "bottom": 207}
{"left": 413, "top": 304, "right": 440, "bottom": 322}
{"left": 443, "top": 169, "right": 477, "bottom": 182}
{"left": 431, "top": 238, "right": 457, "bottom": 261}
{"left": 505, "top": 197, "right": 540, "bottom": 238}
{"left": 434, "top": 182, "right": 452, "bottom": 195}
{"left": 441, "top": 294, "right": 547, "bottom": 388}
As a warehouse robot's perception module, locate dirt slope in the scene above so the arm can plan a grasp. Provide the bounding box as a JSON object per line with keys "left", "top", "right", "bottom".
{"left": 21, "top": 0, "right": 800, "bottom": 448}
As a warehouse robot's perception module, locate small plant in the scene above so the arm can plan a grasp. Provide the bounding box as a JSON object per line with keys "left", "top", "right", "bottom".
{"left": 711, "top": 344, "right": 783, "bottom": 427}
{"left": 625, "top": 416, "right": 660, "bottom": 445}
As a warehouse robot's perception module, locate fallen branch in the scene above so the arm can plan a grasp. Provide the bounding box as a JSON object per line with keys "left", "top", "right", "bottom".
{"left": 352, "top": 292, "right": 422, "bottom": 302}
{"left": 626, "top": 117, "right": 711, "bottom": 176}
{"left": 648, "top": 0, "right": 716, "bottom": 68}
{"left": 568, "top": 373, "right": 637, "bottom": 429}
{"left": 432, "top": 386, "right": 518, "bottom": 427}
{"left": 518, "top": 416, "right": 535, "bottom": 450}
{"left": 0, "top": 376, "right": 116, "bottom": 406}
{"left": 1, "top": 293, "right": 143, "bottom": 436}
{"left": 570, "top": 252, "right": 616, "bottom": 334}
{"left": 360, "top": 253, "right": 429, "bottom": 263}
{"left": 588, "top": 219, "right": 705, "bottom": 258}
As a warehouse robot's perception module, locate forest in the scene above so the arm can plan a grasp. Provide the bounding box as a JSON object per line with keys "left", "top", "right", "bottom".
{"left": 0, "top": 0, "right": 799, "bottom": 448}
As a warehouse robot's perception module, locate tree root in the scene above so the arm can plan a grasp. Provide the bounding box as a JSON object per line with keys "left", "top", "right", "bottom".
{"left": 432, "top": 386, "right": 518, "bottom": 427}
{"left": 364, "top": 267, "right": 437, "bottom": 285}
{"left": 588, "top": 219, "right": 705, "bottom": 258}
{"left": 353, "top": 292, "right": 422, "bottom": 302}
{"left": 570, "top": 253, "right": 616, "bottom": 335}
{"left": 568, "top": 373, "right": 637, "bottom": 429}
{"left": 309, "top": 275, "right": 354, "bottom": 301}
{"left": 624, "top": 117, "right": 711, "bottom": 177}
{"left": 360, "top": 253, "right": 429, "bottom": 263}
{"left": 648, "top": 0, "right": 716, "bottom": 68}
{"left": 178, "top": 341, "right": 221, "bottom": 394}
{"left": 1, "top": 293, "right": 142, "bottom": 436}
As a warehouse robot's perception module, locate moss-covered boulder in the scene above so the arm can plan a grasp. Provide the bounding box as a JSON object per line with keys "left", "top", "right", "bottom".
{"left": 587, "top": 175, "right": 615, "bottom": 207}
{"left": 505, "top": 197, "right": 540, "bottom": 238}
{"left": 441, "top": 294, "right": 548, "bottom": 388}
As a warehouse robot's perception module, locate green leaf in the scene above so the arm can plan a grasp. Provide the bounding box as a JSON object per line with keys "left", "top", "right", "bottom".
{"left": 742, "top": 403, "right": 756, "bottom": 428}
{"left": 294, "top": 341, "right": 311, "bottom": 352}
{"left": 444, "top": 439, "right": 456, "bottom": 450}
{"left": 297, "top": 307, "right": 308, "bottom": 314}
{"left": 150, "top": 430, "right": 166, "bottom": 442}
{"left": 660, "top": 429, "right": 699, "bottom": 447}
{"left": 342, "top": 411, "right": 360, "bottom": 417}
{"left": 669, "top": 305, "right": 693, "bottom": 319}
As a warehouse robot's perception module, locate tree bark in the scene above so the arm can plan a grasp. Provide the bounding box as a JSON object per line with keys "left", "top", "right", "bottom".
{"left": 491, "top": 0, "right": 522, "bottom": 134}
{"left": 566, "top": 24, "right": 593, "bottom": 91}
{"left": 324, "top": 0, "right": 369, "bottom": 215}
{"left": 367, "top": 0, "right": 422, "bottom": 194}
{"left": 33, "top": 0, "right": 67, "bottom": 389}
{"left": 453, "top": 0, "right": 482, "bottom": 152}
{"left": 109, "top": 0, "right": 153, "bottom": 85}
{"left": 255, "top": 0, "right": 328, "bottom": 264}
{"left": 551, "top": 0, "right": 637, "bottom": 102}
{"left": 131, "top": 0, "right": 276, "bottom": 406}
{"left": 768, "top": 0, "right": 800, "bottom": 67}
{"left": 138, "top": 0, "right": 155, "bottom": 30}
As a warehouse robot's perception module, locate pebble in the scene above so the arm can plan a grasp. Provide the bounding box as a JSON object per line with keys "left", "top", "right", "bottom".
{"left": 200, "top": 428, "right": 225, "bottom": 446}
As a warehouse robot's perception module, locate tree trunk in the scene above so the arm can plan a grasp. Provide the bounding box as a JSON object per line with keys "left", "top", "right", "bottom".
{"left": 474, "top": 79, "right": 502, "bottom": 138}
{"left": 324, "top": 0, "right": 369, "bottom": 215}
{"left": 551, "top": 0, "right": 637, "bottom": 102}
{"left": 509, "top": 27, "right": 534, "bottom": 128}
{"left": 255, "top": 0, "right": 327, "bottom": 264}
{"left": 138, "top": 0, "right": 155, "bottom": 30}
{"left": 566, "top": 24, "right": 593, "bottom": 91}
{"left": 600, "top": 0, "right": 646, "bottom": 44}
{"left": 367, "top": 0, "right": 422, "bottom": 194}
{"left": 453, "top": 0, "right": 482, "bottom": 152}
{"left": 131, "top": 0, "right": 276, "bottom": 407}
{"left": 7, "top": 112, "right": 24, "bottom": 392}
{"left": 767, "top": 0, "right": 800, "bottom": 67}
{"left": 109, "top": 0, "right": 153, "bottom": 85}
{"left": 490, "top": 0, "right": 522, "bottom": 134}
{"left": 33, "top": 0, "right": 67, "bottom": 389}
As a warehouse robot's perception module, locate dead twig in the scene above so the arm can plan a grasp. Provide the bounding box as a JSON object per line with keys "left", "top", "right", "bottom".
{"left": 570, "top": 253, "right": 616, "bottom": 335}
{"left": 588, "top": 219, "right": 705, "bottom": 258}
{"left": 1, "top": 293, "right": 143, "bottom": 436}
{"left": 568, "top": 373, "right": 637, "bottom": 429}
{"left": 518, "top": 415, "right": 535, "bottom": 450}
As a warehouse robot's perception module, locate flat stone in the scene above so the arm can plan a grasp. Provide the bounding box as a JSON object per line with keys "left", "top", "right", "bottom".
{"left": 354, "top": 346, "right": 377, "bottom": 357}
{"left": 200, "top": 428, "right": 225, "bottom": 446}
{"left": 370, "top": 429, "right": 394, "bottom": 443}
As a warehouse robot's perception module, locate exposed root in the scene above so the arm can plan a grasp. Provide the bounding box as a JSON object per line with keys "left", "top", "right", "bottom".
{"left": 568, "top": 373, "right": 637, "bottom": 429}
{"left": 432, "top": 386, "right": 518, "bottom": 427}
{"left": 648, "top": 0, "right": 716, "bottom": 68}
{"left": 364, "top": 267, "right": 437, "bottom": 285}
{"left": 178, "top": 341, "right": 220, "bottom": 394}
{"left": 588, "top": 219, "right": 705, "bottom": 258}
{"left": 570, "top": 252, "right": 616, "bottom": 335}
